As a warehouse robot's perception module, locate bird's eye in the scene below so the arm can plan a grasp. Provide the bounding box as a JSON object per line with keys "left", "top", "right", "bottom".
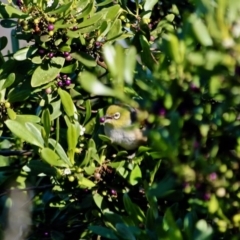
{"left": 113, "top": 112, "right": 120, "bottom": 119}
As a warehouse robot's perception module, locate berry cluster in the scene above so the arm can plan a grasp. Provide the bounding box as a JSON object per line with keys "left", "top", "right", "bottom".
{"left": 56, "top": 74, "right": 72, "bottom": 88}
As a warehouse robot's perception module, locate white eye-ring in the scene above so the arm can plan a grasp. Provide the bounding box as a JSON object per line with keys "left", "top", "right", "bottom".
{"left": 113, "top": 112, "right": 121, "bottom": 120}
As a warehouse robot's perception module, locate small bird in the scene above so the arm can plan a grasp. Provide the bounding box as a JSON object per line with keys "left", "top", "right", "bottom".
{"left": 100, "top": 104, "right": 147, "bottom": 150}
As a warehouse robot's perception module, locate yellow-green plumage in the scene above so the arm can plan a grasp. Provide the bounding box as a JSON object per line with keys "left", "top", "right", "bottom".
{"left": 102, "top": 105, "right": 147, "bottom": 150}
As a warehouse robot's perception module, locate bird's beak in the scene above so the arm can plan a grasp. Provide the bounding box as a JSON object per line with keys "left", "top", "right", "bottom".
{"left": 99, "top": 115, "right": 112, "bottom": 124}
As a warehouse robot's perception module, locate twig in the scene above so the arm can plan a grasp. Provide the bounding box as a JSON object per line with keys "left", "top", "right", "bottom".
{"left": 0, "top": 184, "right": 54, "bottom": 197}
{"left": 96, "top": 58, "right": 108, "bottom": 70}
{"left": 76, "top": 105, "right": 98, "bottom": 114}
{"left": 0, "top": 149, "right": 33, "bottom": 156}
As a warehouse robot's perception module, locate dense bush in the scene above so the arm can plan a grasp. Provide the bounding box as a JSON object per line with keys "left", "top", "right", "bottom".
{"left": 1, "top": 0, "right": 240, "bottom": 239}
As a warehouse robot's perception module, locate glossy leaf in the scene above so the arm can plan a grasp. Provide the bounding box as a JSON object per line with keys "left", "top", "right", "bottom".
{"left": 1, "top": 73, "right": 15, "bottom": 90}
{"left": 71, "top": 52, "right": 96, "bottom": 67}
{"left": 40, "top": 148, "right": 67, "bottom": 167}
{"left": 13, "top": 46, "right": 38, "bottom": 61}
{"left": 31, "top": 57, "right": 65, "bottom": 87}
{"left": 5, "top": 120, "right": 44, "bottom": 148}
{"left": 129, "top": 165, "right": 142, "bottom": 185}
{"left": 58, "top": 88, "right": 75, "bottom": 117}
{"left": 78, "top": 71, "right": 119, "bottom": 97}
{"left": 89, "top": 226, "right": 118, "bottom": 240}
{"left": 49, "top": 139, "right": 72, "bottom": 166}
{"left": 0, "top": 36, "right": 7, "bottom": 51}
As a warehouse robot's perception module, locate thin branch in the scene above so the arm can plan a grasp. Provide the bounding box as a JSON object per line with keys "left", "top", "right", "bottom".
{"left": 76, "top": 105, "right": 98, "bottom": 114}
{"left": 0, "top": 149, "right": 33, "bottom": 156}
{"left": 0, "top": 184, "right": 54, "bottom": 197}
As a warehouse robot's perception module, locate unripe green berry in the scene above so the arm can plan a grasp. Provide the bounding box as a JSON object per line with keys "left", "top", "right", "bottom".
{"left": 49, "top": 17, "right": 56, "bottom": 23}
{"left": 34, "top": 18, "right": 40, "bottom": 24}
{"left": 5, "top": 102, "right": 11, "bottom": 108}
{"left": 68, "top": 176, "right": 75, "bottom": 182}
{"left": 48, "top": 30, "right": 54, "bottom": 36}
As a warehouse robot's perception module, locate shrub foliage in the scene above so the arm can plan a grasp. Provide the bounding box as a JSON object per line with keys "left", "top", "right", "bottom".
{"left": 1, "top": 0, "right": 240, "bottom": 239}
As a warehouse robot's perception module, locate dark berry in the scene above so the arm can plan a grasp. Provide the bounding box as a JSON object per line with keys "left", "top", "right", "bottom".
{"left": 62, "top": 75, "right": 67, "bottom": 79}
{"left": 95, "top": 41, "right": 101, "bottom": 47}
{"left": 38, "top": 48, "right": 45, "bottom": 55}
{"left": 65, "top": 80, "right": 71, "bottom": 86}
{"left": 16, "top": 0, "right": 23, "bottom": 7}
{"left": 48, "top": 52, "right": 54, "bottom": 58}
{"left": 57, "top": 81, "right": 64, "bottom": 87}
{"left": 72, "top": 26, "right": 78, "bottom": 31}
{"left": 63, "top": 52, "right": 70, "bottom": 57}
{"left": 48, "top": 24, "right": 54, "bottom": 31}
{"left": 99, "top": 117, "right": 105, "bottom": 123}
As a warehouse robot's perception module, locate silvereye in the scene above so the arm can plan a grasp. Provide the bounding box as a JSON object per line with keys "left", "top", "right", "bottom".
{"left": 100, "top": 104, "right": 147, "bottom": 150}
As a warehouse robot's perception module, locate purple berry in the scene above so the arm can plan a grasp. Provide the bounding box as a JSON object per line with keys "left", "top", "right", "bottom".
{"left": 159, "top": 108, "right": 166, "bottom": 116}
{"left": 209, "top": 172, "right": 217, "bottom": 181}
{"left": 63, "top": 52, "right": 70, "bottom": 57}
{"left": 62, "top": 74, "right": 67, "bottom": 80}
{"left": 203, "top": 193, "right": 211, "bottom": 201}
{"left": 72, "top": 26, "right": 78, "bottom": 31}
{"left": 38, "top": 48, "right": 45, "bottom": 55}
{"left": 16, "top": 0, "right": 23, "bottom": 7}
{"left": 48, "top": 24, "right": 54, "bottom": 31}
{"left": 57, "top": 81, "right": 64, "bottom": 87}
{"left": 99, "top": 117, "right": 105, "bottom": 123}
{"left": 111, "top": 189, "right": 117, "bottom": 195}
{"left": 48, "top": 52, "right": 54, "bottom": 58}
{"left": 65, "top": 79, "right": 71, "bottom": 86}
{"left": 95, "top": 41, "right": 101, "bottom": 47}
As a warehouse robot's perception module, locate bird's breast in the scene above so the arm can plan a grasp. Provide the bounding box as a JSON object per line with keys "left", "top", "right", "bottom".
{"left": 104, "top": 125, "right": 145, "bottom": 150}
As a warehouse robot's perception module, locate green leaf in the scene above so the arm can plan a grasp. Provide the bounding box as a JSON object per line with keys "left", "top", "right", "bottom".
{"left": 5, "top": 120, "right": 44, "bottom": 148}
{"left": 67, "top": 123, "right": 79, "bottom": 150}
{"left": 89, "top": 226, "right": 118, "bottom": 240}
{"left": 97, "top": 0, "right": 113, "bottom": 6}
{"left": 31, "top": 57, "right": 65, "bottom": 87}
{"left": 148, "top": 175, "right": 176, "bottom": 198}
{"left": 61, "top": 61, "right": 78, "bottom": 73}
{"left": 15, "top": 115, "right": 41, "bottom": 123}
{"left": 0, "top": 36, "right": 8, "bottom": 51}
{"left": 115, "top": 224, "right": 136, "bottom": 240}
{"left": 78, "top": 176, "right": 96, "bottom": 188}
{"left": 163, "top": 208, "right": 183, "bottom": 240}
{"left": 41, "top": 109, "right": 51, "bottom": 139}
{"left": 129, "top": 165, "right": 142, "bottom": 185}
{"left": 139, "top": 35, "right": 156, "bottom": 71}
{"left": 49, "top": 138, "right": 72, "bottom": 166}
{"left": 123, "top": 194, "right": 145, "bottom": 225}
{"left": 47, "top": 2, "right": 72, "bottom": 14}
{"left": 58, "top": 88, "right": 75, "bottom": 117}
{"left": 31, "top": 56, "right": 42, "bottom": 64}
{"left": 4, "top": 5, "right": 25, "bottom": 18}
{"left": 28, "top": 159, "right": 57, "bottom": 176}
{"left": 107, "top": 19, "right": 122, "bottom": 40}
{"left": 7, "top": 108, "right": 16, "bottom": 120}
{"left": 124, "top": 47, "right": 136, "bottom": 85}
{"left": 78, "top": 71, "right": 119, "bottom": 97}
{"left": 1, "top": 73, "right": 15, "bottom": 90}
{"left": 194, "top": 220, "right": 213, "bottom": 240}
{"left": 144, "top": 0, "right": 158, "bottom": 18}
{"left": 190, "top": 15, "right": 213, "bottom": 46}
{"left": 13, "top": 46, "right": 38, "bottom": 61}
{"left": 183, "top": 211, "right": 198, "bottom": 240}
{"left": 40, "top": 148, "right": 67, "bottom": 167}
{"left": 78, "top": 12, "right": 103, "bottom": 28}
{"left": 1, "top": 19, "right": 17, "bottom": 28}
{"left": 71, "top": 52, "right": 96, "bottom": 67}
{"left": 93, "top": 193, "right": 104, "bottom": 210}
{"left": 83, "top": 99, "right": 91, "bottom": 125}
